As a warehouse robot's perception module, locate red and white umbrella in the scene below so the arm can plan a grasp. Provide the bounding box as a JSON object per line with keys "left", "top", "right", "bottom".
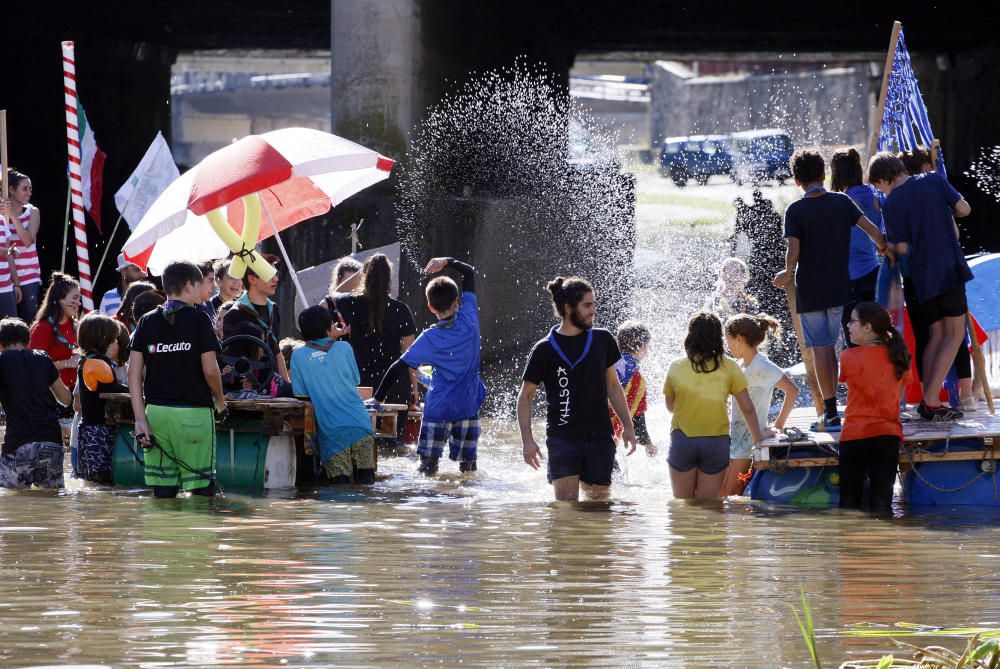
{"left": 122, "top": 127, "right": 394, "bottom": 303}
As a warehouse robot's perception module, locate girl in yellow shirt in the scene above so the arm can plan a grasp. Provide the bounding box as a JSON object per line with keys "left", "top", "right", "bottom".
{"left": 663, "top": 312, "right": 769, "bottom": 499}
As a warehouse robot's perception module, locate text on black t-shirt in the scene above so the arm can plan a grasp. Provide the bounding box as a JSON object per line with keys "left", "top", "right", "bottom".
{"left": 130, "top": 306, "right": 222, "bottom": 408}
{"left": 522, "top": 327, "right": 621, "bottom": 437}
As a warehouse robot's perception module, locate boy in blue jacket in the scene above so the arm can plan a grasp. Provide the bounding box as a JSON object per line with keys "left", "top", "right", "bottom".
{"left": 372, "top": 257, "right": 486, "bottom": 475}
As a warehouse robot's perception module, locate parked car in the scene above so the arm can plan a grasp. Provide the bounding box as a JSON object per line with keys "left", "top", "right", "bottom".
{"left": 728, "top": 129, "right": 793, "bottom": 185}
{"left": 659, "top": 134, "right": 734, "bottom": 187}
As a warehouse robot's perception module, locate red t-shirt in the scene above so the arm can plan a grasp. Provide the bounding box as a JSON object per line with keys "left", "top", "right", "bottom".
{"left": 839, "top": 345, "right": 911, "bottom": 442}
{"left": 29, "top": 318, "right": 78, "bottom": 388}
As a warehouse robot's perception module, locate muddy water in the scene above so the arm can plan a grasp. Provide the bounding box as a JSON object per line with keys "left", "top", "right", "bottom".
{"left": 0, "top": 179, "right": 986, "bottom": 667}
{"left": 1, "top": 425, "right": 998, "bottom": 668}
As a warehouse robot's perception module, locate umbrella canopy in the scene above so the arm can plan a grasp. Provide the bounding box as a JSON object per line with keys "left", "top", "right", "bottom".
{"left": 122, "top": 128, "right": 394, "bottom": 274}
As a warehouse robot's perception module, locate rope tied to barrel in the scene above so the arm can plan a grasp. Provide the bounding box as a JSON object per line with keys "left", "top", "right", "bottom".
{"left": 901, "top": 424, "right": 997, "bottom": 498}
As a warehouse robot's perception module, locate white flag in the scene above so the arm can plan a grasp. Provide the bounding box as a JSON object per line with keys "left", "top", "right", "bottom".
{"left": 114, "top": 131, "right": 180, "bottom": 230}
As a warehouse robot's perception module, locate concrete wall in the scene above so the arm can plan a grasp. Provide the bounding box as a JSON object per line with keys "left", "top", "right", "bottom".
{"left": 649, "top": 64, "right": 873, "bottom": 149}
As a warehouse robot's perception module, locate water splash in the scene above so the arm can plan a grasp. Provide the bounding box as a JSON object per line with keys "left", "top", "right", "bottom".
{"left": 396, "top": 60, "right": 636, "bottom": 414}
{"left": 966, "top": 146, "right": 1000, "bottom": 201}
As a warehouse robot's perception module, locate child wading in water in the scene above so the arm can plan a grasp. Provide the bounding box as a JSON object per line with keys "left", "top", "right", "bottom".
{"left": 292, "top": 306, "right": 374, "bottom": 484}
{"left": 664, "top": 312, "right": 769, "bottom": 499}
{"left": 722, "top": 314, "right": 798, "bottom": 496}
{"left": 129, "top": 260, "right": 226, "bottom": 498}
{"left": 372, "top": 257, "right": 485, "bottom": 475}
{"left": 704, "top": 257, "right": 758, "bottom": 323}
{"left": 612, "top": 320, "right": 657, "bottom": 457}
{"left": 0, "top": 317, "right": 73, "bottom": 489}
{"left": 76, "top": 314, "right": 128, "bottom": 484}
{"left": 840, "top": 301, "right": 911, "bottom": 514}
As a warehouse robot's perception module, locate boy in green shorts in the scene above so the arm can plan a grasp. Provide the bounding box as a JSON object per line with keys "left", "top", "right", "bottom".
{"left": 128, "top": 260, "right": 226, "bottom": 498}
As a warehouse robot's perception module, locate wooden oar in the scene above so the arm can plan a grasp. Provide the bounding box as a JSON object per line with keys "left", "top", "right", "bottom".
{"left": 968, "top": 313, "right": 995, "bottom": 414}
{"left": 784, "top": 283, "right": 824, "bottom": 415}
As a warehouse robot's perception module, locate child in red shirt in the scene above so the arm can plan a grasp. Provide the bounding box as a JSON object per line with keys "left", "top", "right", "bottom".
{"left": 840, "top": 301, "right": 912, "bottom": 514}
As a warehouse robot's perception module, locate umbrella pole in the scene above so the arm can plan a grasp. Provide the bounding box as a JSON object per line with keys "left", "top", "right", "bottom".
{"left": 260, "top": 200, "right": 310, "bottom": 309}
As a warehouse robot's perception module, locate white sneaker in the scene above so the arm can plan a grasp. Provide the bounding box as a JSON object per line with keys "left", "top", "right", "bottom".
{"left": 960, "top": 397, "right": 977, "bottom": 413}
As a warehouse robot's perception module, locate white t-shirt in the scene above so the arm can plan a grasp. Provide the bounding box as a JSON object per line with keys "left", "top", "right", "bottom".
{"left": 730, "top": 352, "right": 784, "bottom": 453}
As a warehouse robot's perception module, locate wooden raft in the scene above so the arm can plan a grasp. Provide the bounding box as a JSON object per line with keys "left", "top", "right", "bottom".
{"left": 755, "top": 406, "right": 1000, "bottom": 470}
{"left": 101, "top": 394, "right": 410, "bottom": 439}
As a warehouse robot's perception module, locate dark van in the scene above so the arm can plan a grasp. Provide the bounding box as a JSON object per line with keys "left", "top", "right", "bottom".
{"left": 659, "top": 134, "right": 734, "bottom": 187}
{"left": 728, "top": 129, "right": 793, "bottom": 185}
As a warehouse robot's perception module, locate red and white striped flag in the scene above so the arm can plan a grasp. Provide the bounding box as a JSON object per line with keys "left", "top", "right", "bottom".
{"left": 62, "top": 40, "right": 104, "bottom": 310}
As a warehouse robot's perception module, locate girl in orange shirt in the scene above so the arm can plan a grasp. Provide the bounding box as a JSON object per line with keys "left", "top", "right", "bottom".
{"left": 840, "top": 301, "right": 912, "bottom": 514}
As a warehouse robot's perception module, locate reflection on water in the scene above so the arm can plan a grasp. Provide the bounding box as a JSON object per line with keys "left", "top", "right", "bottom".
{"left": 0, "top": 423, "right": 996, "bottom": 667}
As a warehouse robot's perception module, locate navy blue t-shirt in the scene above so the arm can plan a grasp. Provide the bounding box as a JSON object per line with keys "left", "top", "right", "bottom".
{"left": 783, "top": 192, "right": 864, "bottom": 313}
{"left": 882, "top": 172, "right": 972, "bottom": 302}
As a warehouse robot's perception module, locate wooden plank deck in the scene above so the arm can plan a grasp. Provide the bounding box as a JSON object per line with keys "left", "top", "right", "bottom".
{"left": 756, "top": 404, "right": 1000, "bottom": 470}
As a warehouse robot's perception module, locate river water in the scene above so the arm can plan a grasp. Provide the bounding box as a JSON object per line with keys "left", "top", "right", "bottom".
{"left": 2, "top": 422, "right": 1000, "bottom": 668}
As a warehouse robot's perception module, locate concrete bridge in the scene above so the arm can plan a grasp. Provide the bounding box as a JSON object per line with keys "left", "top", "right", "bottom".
{"left": 8, "top": 1, "right": 1000, "bottom": 315}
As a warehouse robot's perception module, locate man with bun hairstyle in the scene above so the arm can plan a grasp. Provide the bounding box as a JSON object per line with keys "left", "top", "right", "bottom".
{"left": 517, "top": 276, "right": 637, "bottom": 501}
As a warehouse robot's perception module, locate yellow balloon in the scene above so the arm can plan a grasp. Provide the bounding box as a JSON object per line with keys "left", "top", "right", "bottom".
{"left": 204, "top": 192, "right": 275, "bottom": 282}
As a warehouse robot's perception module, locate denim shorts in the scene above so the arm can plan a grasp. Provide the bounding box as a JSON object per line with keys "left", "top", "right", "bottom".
{"left": 799, "top": 306, "right": 844, "bottom": 348}
{"left": 667, "top": 429, "right": 730, "bottom": 474}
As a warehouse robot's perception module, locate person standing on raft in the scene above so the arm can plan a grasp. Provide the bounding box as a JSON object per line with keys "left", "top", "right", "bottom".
{"left": 517, "top": 276, "right": 637, "bottom": 501}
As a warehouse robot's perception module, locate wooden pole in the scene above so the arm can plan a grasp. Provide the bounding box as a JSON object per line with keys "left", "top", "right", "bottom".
{"left": 868, "top": 21, "right": 902, "bottom": 160}
{"left": 784, "top": 283, "right": 824, "bottom": 416}
{"left": 91, "top": 211, "right": 127, "bottom": 288}
{"left": 0, "top": 110, "right": 8, "bottom": 200}
{"left": 968, "top": 314, "right": 995, "bottom": 414}
{"left": 931, "top": 138, "right": 941, "bottom": 169}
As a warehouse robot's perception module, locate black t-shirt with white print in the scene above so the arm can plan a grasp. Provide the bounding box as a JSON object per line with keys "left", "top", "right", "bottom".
{"left": 130, "top": 306, "right": 222, "bottom": 408}
{"left": 522, "top": 327, "right": 621, "bottom": 438}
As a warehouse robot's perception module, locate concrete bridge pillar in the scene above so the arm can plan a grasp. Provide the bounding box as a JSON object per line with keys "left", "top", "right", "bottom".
{"left": 330, "top": 0, "right": 421, "bottom": 158}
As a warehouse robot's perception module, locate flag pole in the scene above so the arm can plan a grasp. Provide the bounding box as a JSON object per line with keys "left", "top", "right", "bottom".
{"left": 61, "top": 41, "right": 95, "bottom": 310}
{"left": 1, "top": 110, "right": 8, "bottom": 200}
{"left": 868, "top": 20, "right": 902, "bottom": 160}
{"left": 91, "top": 211, "right": 127, "bottom": 288}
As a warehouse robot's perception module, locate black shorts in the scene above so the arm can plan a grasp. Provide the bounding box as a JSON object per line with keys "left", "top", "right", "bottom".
{"left": 914, "top": 285, "right": 967, "bottom": 324}
{"left": 546, "top": 434, "right": 616, "bottom": 486}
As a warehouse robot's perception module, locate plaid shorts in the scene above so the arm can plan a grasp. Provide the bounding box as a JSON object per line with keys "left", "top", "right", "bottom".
{"left": 0, "top": 441, "right": 65, "bottom": 489}
{"left": 418, "top": 417, "right": 480, "bottom": 462}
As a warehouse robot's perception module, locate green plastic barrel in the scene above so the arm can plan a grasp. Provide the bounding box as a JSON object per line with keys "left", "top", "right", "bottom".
{"left": 112, "top": 416, "right": 273, "bottom": 492}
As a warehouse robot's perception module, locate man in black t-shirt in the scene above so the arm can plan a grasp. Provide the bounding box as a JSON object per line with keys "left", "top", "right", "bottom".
{"left": 517, "top": 276, "right": 637, "bottom": 501}
{"left": 0, "top": 317, "right": 73, "bottom": 489}
{"left": 221, "top": 253, "right": 291, "bottom": 395}
{"left": 129, "top": 261, "right": 225, "bottom": 498}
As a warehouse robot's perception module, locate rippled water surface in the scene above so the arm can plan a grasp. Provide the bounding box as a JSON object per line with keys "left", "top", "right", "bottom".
{"left": 2, "top": 420, "right": 1000, "bottom": 668}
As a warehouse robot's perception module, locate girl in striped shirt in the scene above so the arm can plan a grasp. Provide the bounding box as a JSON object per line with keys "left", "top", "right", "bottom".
{"left": 0, "top": 195, "right": 18, "bottom": 318}
{"left": 6, "top": 170, "right": 42, "bottom": 322}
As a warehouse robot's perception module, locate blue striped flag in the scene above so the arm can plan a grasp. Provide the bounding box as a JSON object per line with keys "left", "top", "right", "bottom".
{"left": 876, "top": 26, "right": 945, "bottom": 175}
